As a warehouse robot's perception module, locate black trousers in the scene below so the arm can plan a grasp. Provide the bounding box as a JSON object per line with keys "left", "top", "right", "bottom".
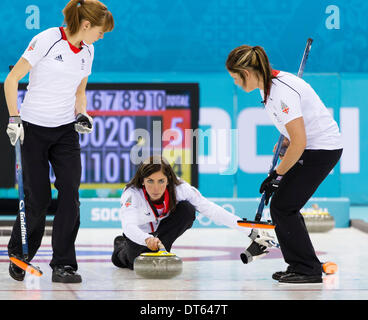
{"left": 270, "top": 149, "right": 343, "bottom": 276}
{"left": 113, "top": 200, "right": 196, "bottom": 270}
{"left": 8, "top": 121, "right": 81, "bottom": 270}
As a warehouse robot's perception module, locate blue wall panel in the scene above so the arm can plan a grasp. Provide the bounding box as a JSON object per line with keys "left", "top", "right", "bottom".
{"left": 0, "top": 0, "right": 366, "bottom": 204}
{"left": 0, "top": 0, "right": 367, "bottom": 73}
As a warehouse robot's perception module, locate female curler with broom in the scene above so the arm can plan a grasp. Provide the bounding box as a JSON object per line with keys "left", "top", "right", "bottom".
{"left": 5, "top": 0, "right": 114, "bottom": 283}
{"left": 226, "top": 45, "right": 343, "bottom": 283}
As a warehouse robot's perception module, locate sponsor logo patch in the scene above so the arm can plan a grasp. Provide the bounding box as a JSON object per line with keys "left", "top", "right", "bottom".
{"left": 54, "top": 54, "right": 63, "bottom": 62}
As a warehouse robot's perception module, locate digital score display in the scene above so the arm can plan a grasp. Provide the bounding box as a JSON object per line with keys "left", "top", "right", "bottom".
{"left": 17, "top": 83, "right": 199, "bottom": 189}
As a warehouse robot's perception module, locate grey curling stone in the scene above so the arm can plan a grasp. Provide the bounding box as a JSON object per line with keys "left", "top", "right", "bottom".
{"left": 302, "top": 213, "right": 335, "bottom": 233}
{"left": 134, "top": 251, "right": 183, "bottom": 279}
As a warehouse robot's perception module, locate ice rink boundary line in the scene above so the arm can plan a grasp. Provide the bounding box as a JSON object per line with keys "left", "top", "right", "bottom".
{"left": 2, "top": 288, "right": 368, "bottom": 293}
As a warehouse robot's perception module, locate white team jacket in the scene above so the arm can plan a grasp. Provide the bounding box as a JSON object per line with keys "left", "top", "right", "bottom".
{"left": 120, "top": 180, "right": 246, "bottom": 246}
{"left": 261, "top": 71, "right": 342, "bottom": 150}
{"left": 21, "top": 27, "right": 94, "bottom": 127}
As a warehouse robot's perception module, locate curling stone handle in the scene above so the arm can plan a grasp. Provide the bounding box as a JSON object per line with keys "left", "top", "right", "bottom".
{"left": 158, "top": 241, "right": 167, "bottom": 252}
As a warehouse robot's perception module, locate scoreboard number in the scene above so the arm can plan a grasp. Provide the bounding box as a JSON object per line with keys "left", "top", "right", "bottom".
{"left": 18, "top": 83, "right": 199, "bottom": 189}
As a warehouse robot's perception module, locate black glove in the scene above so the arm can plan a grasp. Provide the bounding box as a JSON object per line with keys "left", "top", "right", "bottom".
{"left": 259, "top": 170, "right": 283, "bottom": 206}
{"left": 75, "top": 113, "right": 93, "bottom": 133}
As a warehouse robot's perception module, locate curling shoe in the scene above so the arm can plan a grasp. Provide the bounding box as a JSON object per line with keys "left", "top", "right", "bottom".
{"left": 52, "top": 265, "right": 82, "bottom": 283}
{"left": 278, "top": 272, "right": 322, "bottom": 284}
{"left": 111, "top": 235, "right": 127, "bottom": 268}
{"left": 9, "top": 260, "right": 25, "bottom": 281}
{"left": 272, "top": 266, "right": 294, "bottom": 281}
{"left": 113, "top": 235, "right": 125, "bottom": 249}
{"left": 273, "top": 262, "right": 335, "bottom": 281}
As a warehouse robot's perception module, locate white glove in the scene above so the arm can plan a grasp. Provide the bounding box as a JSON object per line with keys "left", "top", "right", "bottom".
{"left": 240, "top": 241, "right": 269, "bottom": 264}
{"left": 240, "top": 229, "right": 280, "bottom": 264}
{"left": 249, "top": 228, "right": 279, "bottom": 249}
{"left": 6, "top": 116, "right": 24, "bottom": 146}
{"left": 75, "top": 113, "right": 93, "bottom": 133}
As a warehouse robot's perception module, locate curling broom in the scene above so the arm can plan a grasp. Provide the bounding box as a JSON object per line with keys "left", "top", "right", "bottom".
{"left": 10, "top": 140, "right": 43, "bottom": 277}
{"left": 8, "top": 64, "right": 42, "bottom": 277}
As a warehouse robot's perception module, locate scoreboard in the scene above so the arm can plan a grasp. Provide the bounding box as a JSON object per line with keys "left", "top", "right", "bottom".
{"left": 16, "top": 83, "right": 199, "bottom": 190}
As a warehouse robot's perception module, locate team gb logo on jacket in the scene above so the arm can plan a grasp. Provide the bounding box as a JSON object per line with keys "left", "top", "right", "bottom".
{"left": 125, "top": 196, "right": 132, "bottom": 208}
{"left": 27, "top": 39, "right": 37, "bottom": 51}
{"left": 281, "top": 100, "right": 289, "bottom": 114}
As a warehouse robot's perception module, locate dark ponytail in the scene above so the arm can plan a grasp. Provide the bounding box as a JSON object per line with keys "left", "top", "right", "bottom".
{"left": 226, "top": 45, "right": 275, "bottom": 104}
{"left": 252, "top": 46, "right": 274, "bottom": 104}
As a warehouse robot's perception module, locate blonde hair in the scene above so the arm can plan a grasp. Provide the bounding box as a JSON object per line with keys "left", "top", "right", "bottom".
{"left": 63, "top": 0, "right": 114, "bottom": 35}
{"left": 226, "top": 45, "right": 274, "bottom": 104}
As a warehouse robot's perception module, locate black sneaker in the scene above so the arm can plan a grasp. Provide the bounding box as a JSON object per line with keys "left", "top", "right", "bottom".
{"left": 278, "top": 272, "right": 322, "bottom": 284}
{"left": 9, "top": 261, "right": 26, "bottom": 281}
{"left": 52, "top": 266, "right": 82, "bottom": 283}
{"left": 114, "top": 235, "right": 125, "bottom": 248}
{"left": 272, "top": 266, "right": 294, "bottom": 281}
{"left": 111, "top": 235, "right": 126, "bottom": 268}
